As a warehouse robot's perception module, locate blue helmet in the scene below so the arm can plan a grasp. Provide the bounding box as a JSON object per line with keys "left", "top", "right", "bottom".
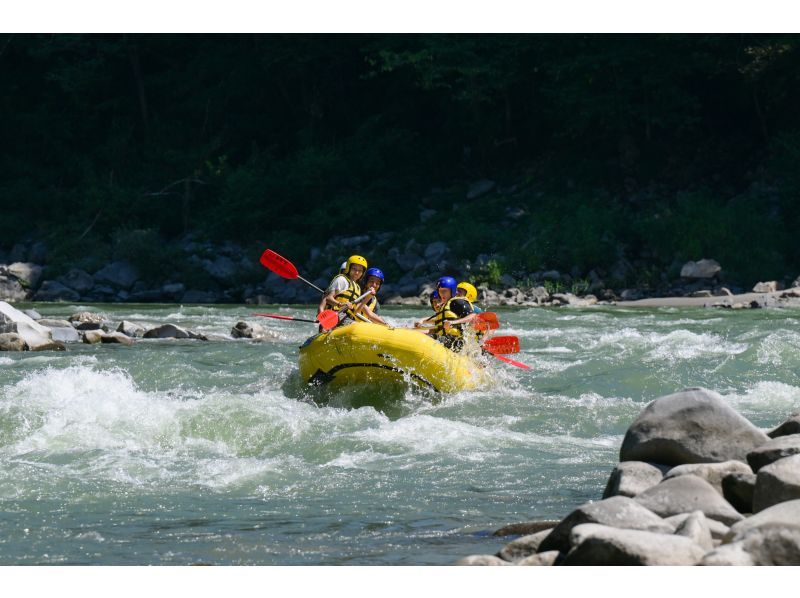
{"left": 429, "top": 290, "right": 440, "bottom": 306}
{"left": 365, "top": 267, "right": 385, "bottom": 282}
{"left": 437, "top": 276, "right": 457, "bottom": 294}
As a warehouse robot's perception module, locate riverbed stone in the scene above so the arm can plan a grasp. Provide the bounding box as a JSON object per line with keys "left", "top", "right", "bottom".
{"left": 497, "top": 529, "right": 552, "bottom": 562}
{"left": 619, "top": 387, "right": 769, "bottom": 465}
{"left": 231, "top": 321, "right": 277, "bottom": 340}
{"left": 602, "top": 461, "right": 665, "bottom": 498}
{"left": 746, "top": 433, "right": 800, "bottom": 472}
{"left": 454, "top": 554, "right": 510, "bottom": 566}
{"left": 516, "top": 551, "right": 559, "bottom": 566}
{"left": 673, "top": 510, "right": 714, "bottom": 551}
{"left": 69, "top": 312, "right": 106, "bottom": 325}
{"left": 664, "top": 512, "right": 730, "bottom": 542}
{"left": 82, "top": 330, "right": 104, "bottom": 344}
{"left": 752, "top": 454, "right": 800, "bottom": 512}
{"left": 561, "top": 523, "right": 706, "bottom": 566}
{"left": 702, "top": 525, "right": 800, "bottom": 565}
{"left": 492, "top": 520, "right": 561, "bottom": 537}
{"left": 724, "top": 498, "right": 800, "bottom": 542}
{"left": 143, "top": 324, "right": 191, "bottom": 339}
{"left": 633, "top": 474, "right": 744, "bottom": 526}
{"left": 663, "top": 460, "right": 753, "bottom": 495}
{"left": 768, "top": 411, "right": 800, "bottom": 438}
{"left": 47, "top": 325, "right": 80, "bottom": 343}
{"left": 721, "top": 472, "right": 756, "bottom": 513}
{"left": 537, "top": 495, "right": 673, "bottom": 554}
{"left": 100, "top": 331, "right": 134, "bottom": 346}
{"left": 0, "top": 332, "right": 27, "bottom": 351}
{"left": 0, "top": 301, "right": 57, "bottom": 350}
{"left": 117, "top": 321, "right": 145, "bottom": 338}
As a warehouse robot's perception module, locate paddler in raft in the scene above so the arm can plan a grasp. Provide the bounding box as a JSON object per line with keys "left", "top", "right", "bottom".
{"left": 421, "top": 276, "right": 477, "bottom": 353}
{"left": 318, "top": 254, "right": 369, "bottom": 326}
{"left": 354, "top": 267, "right": 387, "bottom": 325}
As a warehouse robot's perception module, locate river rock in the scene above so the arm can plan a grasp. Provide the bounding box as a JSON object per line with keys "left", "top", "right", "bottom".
{"left": 47, "top": 325, "right": 80, "bottom": 343}
{"left": 721, "top": 472, "right": 756, "bottom": 513}
{"left": 497, "top": 529, "right": 552, "bottom": 562}
{"left": 561, "top": 523, "right": 706, "bottom": 566}
{"left": 143, "top": 324, "right": 190, "bottom": 339}
{"left": 664, "top": 513, "right": 730, "bottom": 541}
{"left": 231, "top": 321, "right": 277, "bottom": 340}
{"left": 752, "top": 281, "right": 778, "bottom": 293}
{"left": 746, "top": 433, "right": 800, "bottom": 472}
{"left": 619, "top": 387, "right": 769, "bottom": 465}
{"left": 725, "top": 498, "right": 800, "bottom": 543}
{"left": 602, "top": 461, "right": 665, "bottom": 498}
{"left": 454, "top": 554, "right": 510, "bottom": 566}
{"left": 34, "top": 280, "right": 80, "bottom": 302}
{"left": 59, "top": 268, "right": 95, "bottom": 294}
{"left": 69, "top": 312, "right": 105, "bottom": 325}
{"left": 7, "top": 262, "right": 42, "bottom": 288}
{"left": 117, "top": 321, "right": 145, "bottom": 338}
{"left": 752, "top": 454, "right": 800, "bottom": 512}
{"left": 0, "top": 332, "right": 27, "bottom": 351}
{"left": 673, "top": 510, "right": 714, "bottom": 551}
{"left": 0, "top": 274, "right": 28, "bottom": 301}
{"left": 516, "top": 551, "right": 559, "bottom": 566}
{"left": 0, "top": 301, "right": 57, "bottom": 350}
{"left": 663, "top": 460, "right": 753, "bottom": 495}
{"left": 768, "top": 411, "right": 800, "bottom": 438}
{"left": 680, "top": 259, "right": 721, "bottom": 279}
{"left": 82, "top": 330, "right": 104, "bottom": 344}
{"left": 492, "top": 520, "right": 561, "bottom": 537}
{"left": 100, "top": 331, "right": 134, "bottom": 346}
{"left": 537, "top": 495, "right": 673, "bottom": 554}
{"left": 633, "top": 474, "right": 744, "bottom": 526}
{"left": 94, "top": 260, "right": 139, "bottom": 290}
{"left": 701, "top": 525, "right": 800, "bottom": 565}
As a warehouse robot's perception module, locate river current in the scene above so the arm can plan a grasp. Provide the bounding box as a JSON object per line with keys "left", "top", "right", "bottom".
{"left": 0, "top": 303, "right": 798, "bottom": 565}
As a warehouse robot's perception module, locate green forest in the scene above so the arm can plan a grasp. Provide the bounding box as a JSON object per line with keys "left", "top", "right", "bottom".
{"left": 2, "top": 34, "right": 800, "bottom": 288}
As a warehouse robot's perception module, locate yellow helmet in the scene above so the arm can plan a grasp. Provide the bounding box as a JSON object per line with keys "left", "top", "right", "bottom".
{"left": 346, "top": 255, "right": 368, "bottom": 273}
{"left": 457, "top": 282, "right": 478, "bottom": 303}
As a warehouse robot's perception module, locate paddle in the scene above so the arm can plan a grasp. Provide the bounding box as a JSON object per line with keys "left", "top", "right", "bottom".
{"left": 254, "top": 309, "right": 339, "bottom": 331}
{"left": 487, "top": 352, "right": 531, "bottom": 370}
{"left": 260, "top": 249, "right": 325, "bottom": 294}
{"left": 482, "top": 336, "right": 520, "bottom": 355}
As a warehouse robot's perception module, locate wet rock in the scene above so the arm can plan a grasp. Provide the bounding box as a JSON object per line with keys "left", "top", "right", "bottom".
{"left": 117, "top": 321, "right": 145, "bottom": 338}
{"left": 94, "top": 260, "right": 139, "bottom": 290}
{"left": 746, "top": 434, "right": 800, "bottom": 472}
{"left": 664, "top": 460, "right": 753, "bottom": 495}
{"left": 516, "top": 551, "right": 559, "bottom": 566}
{"left": 664, "top": 513, "right": 730, "bottom": 542}
{"left": 602, "top": 461, "right": 665, "bottom": 498}
{"left": 231, "top": 321, "right": 277, "bottom": 340}
{"left": 702, "top": 524, "right": 800, "bottom": 565}
{"left": 619, "top": 387, "right": 769, "bottom": 465}
{"left": 46, "top": 325, "right": 80, "bottom": 343}
{"left": 633, "top": 474, "right": 744, "bottom": 526}
{"left": 38, "top": 319, "right": 72, "bottom": 328}
{"left": 100, "top": 331, "right": 134, "bottom": 346}
{"left": 561, "top": 523, "right": 706, "bottom": 566}
{"left": 0, "top": 332, "right": 27, "bottom": 351}
{"left": 492, "top": 520, "right": 561, "bottom": 537}
{"left": 537, "top": 495, "right": 673, "bottom": 554}
{"left": 82, "top": 330, "right": 104, "bottom": 344}
{"left": 752, "top": 454, "right": 800, "bottom": 512}
{"left": 69, "top": 312, "right": 106, "bottom": 325}
{"left": 454, "top": 554, "right": 510, "bottom": 566}
{"left": 34, "top": 280, "right": 80, "bottom": 302}
{"left": 768, "top": 411, "right": 800, "bottom": 438}
{"left": 497, "top": 530, "right": 552, "bottom": 562}
{"left": 0, "top": 301, "right": 57, "bottom": 350}
{"left": 680, "top": 259, "right": 721, "bottom": 279}
{"left": 143, "top": 324, "right": 191, "bottom": 339}
{"left": 721, "top": 472, "right": 756, "bottom": 513}
{"left": 674, "top": 510, "right": 714, "bottom": 551}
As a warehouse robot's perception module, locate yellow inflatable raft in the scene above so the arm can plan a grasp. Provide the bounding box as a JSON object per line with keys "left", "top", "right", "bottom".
{"left": 298, "top": 322, "right": 485, "bottom": 393}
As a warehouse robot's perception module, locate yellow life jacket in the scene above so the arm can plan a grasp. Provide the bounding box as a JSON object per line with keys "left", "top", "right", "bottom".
{"left": 329, "top": 274, "right": 362, "bottom": 320}
{"left": 431, "top": 298, "right": 468, "bottom": 339}
{"left": 364, "top": 295, "right": 378, "bottom": 313}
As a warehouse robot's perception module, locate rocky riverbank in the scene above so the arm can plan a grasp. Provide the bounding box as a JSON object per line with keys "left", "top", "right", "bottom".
{"left": 3, "top": 238, "right": 800, "bottom": 310}
{"left": 457, "top": 388, "right": 800, "bottom": 565}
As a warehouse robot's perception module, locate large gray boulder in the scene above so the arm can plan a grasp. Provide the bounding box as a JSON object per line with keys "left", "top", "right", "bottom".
{"left": 35, "top": 280, "right": 81, "bottom": 302}
{"left": 493, "top": 520, "right": 561, "bottom": 537}
{"left": 117, "top": 321, "right": 145, "bottom": 338}
{"left": 602, "top": 461, "right": 665, "bottom": 498}
{"left": 143, "top": 324, "right": 207, "bottom": 341}
{"left": 516, "top": 551, "right": 559, "bottom": 566}
{"left": 46, "top": 325, "right": 80, "bottom": 343}
{"left": 497, "top": 529, "right": 552, "bottom": 562}
{"left": 0, "top": 301, "right": 57, "bottom": 350}
{"left": 721, "top": 472, "right": 756, "bottom": 514}
{"left": 619, "top": 388, "right": 769, "bottom": 465}
{"left": 701, "top": 525, "right": 800, "bottom": 565}
{"left": 724, "top": 498, "right": 800, "bottom": 542}
{"left": 663, "top": 460, "right": 753, "bottom": 495}
{"left": 752, "top": 454, "right": 800, "bottom": 512}
{"left": 769, "top": 411, "right": 800, "bottom": 438}
{"left": 746, "top": 434, "right": 800, "bottom": 472}
{"left": 454, "top": 554, "right": 510, "bottom": 566}
{"left": 561, "top": 523, "right": 706, "bottom": 566}
{"left": 537, "top": 495, "right": 673, "bottom": 554}
{"left": 93, "top": 260, "right": 139, "bottom": 290}
{"left": 633, "top": 474, "right": 744, "bottom": 526}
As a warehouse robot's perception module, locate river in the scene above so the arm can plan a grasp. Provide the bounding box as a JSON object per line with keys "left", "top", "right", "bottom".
{"left": 0, "top": 303, "right": 798, "bottom": 565}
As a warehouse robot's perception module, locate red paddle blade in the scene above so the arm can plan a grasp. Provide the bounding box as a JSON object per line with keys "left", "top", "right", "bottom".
{"left": 483, "top": 336, "right": 520, "bottom": 354}
{"left": 492, "top": 353, "right": 531, "bottom": 370}
{"left": 260, "top": 249, "right": 299, "bottom": 280}
{"left": 253, "top": 313, "right": 294, "bottom": 321}
{"left": 316, "top": 309, "right": 339, "bottom": 331}
{"left": 476, "top": 312, "right": 500, "bottom": 330}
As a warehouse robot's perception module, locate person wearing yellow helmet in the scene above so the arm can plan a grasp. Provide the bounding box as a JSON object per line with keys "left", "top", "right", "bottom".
{"left": 456, "top": 281, "right": 483, "bottom": 313}
{"left": 319, "top": 255, "right": 368, "bottom": 324}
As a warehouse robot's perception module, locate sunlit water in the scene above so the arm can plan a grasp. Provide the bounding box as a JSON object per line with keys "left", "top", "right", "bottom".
{"left": 1, "top": 303, "right": 798, "bottom": 564}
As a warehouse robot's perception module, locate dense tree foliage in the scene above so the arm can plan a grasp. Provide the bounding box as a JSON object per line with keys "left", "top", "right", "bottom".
{"left": 1, "top": 34, "right": 799, "bottom": 284}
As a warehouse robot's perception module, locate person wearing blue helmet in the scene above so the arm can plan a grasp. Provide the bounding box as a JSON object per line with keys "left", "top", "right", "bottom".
{"left": 355, "top": 267, "right": 387, "bottom": 325}
{"left": 429, "top": 275, "right": 475, "bottom": 351}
